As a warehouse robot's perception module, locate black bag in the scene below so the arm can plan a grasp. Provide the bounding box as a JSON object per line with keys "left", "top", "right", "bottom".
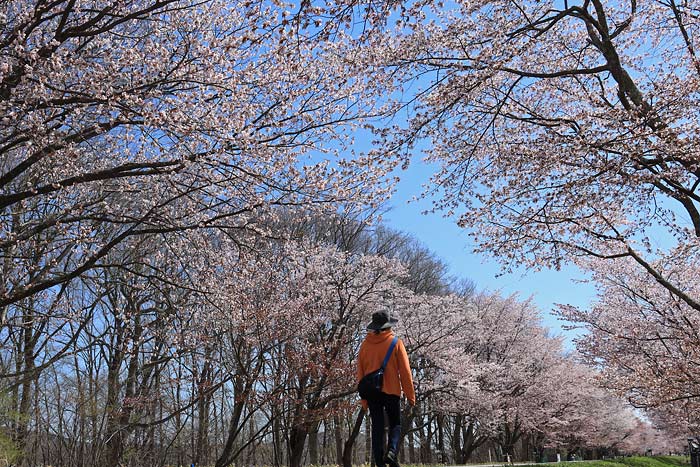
{"left": 358, "top": 336, "right": 398, "bottom": 401}
{"left": 357, "top": 368, "right": 385, "bottom": 401}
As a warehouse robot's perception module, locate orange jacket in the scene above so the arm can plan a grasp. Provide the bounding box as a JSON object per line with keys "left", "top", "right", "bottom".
{"left": 357, "top": 330, "right": 416, "bottom": 409}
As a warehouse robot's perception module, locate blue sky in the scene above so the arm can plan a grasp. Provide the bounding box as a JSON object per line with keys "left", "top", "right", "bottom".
{"left": 383, "top": 158, "right": 597, "bottom": 348}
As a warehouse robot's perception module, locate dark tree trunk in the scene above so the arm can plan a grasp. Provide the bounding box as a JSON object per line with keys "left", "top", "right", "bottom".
{"left": 342, "top": 409, "right": 366, "bottom": 467}
{"left": 418, "top": 417, "right": 428, "bottom": 464}
{"left": 452, "top": 415, "right": 464, "bottom": 464}
{"left": 334, "top": 415, "right": 344, "bottom": 466}
{"left": 215, "top": 378, "right": 246, "bottom": 467}
{"left": 273, "top": 409, "right": 283, "bottom": 467}
{"left": 103, "top": 323, "right": 125, "bottom": 467}
{"left": 195, "top": 353, "right": 212, "bottom": 466}
{"left": 437, "top": 414, "right": 446, "bottom": 464}
{"left": 15, "top": 312, "right": 36, "bottom": 464}
{"left": 308, "top": 421, "right": 320, "bottom": 466}
{"left": 498, "top": 420, "right": 522, "bottom": 462}
{"left": 423, "top": 415, "right": 434, "bottom": 464}
{"left": 288, "top": 425, "right": 309, "bottom": 467}
{"left": 104, "top": 302, "right": 144, "bottom": 467}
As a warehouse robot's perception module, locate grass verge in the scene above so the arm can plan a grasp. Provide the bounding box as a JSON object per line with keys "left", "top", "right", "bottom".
{"left": 533, "top": 456, "right": 689, "bottom": 467}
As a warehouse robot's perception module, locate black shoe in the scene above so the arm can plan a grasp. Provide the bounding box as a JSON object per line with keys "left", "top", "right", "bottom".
{"left": 384, "top": 449, "right": 400, "bottom": 467}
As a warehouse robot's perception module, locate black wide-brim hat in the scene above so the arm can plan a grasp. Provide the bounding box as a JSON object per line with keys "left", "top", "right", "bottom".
{"left": 366, "top": 310, "right": 398, "bottom": 331}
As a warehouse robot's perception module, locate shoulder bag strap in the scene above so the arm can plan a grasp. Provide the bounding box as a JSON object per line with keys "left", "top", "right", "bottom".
{"left": 381, "top": 336, "right": 399, "bottom": 370}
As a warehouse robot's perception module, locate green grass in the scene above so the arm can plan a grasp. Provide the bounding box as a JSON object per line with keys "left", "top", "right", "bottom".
{"left": 649, "top": 457, "right": 691, "bottom": 467}
{"left": 543, "top": 463, "right": 619, "bottom": 467}
{"left": 534, "top": 456, "right": 689, "bottom": 467}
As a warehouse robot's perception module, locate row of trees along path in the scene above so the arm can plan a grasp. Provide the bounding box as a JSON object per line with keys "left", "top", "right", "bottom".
{"left": 1, "top": 0, "right": 697, "bottom": 466}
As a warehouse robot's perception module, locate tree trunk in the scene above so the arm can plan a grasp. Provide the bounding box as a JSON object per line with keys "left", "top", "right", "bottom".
{"left": 498, "top": 420, "right": 521, "bottom": 462}
{"left": 273, "top": 409, "right": 283, "bottom": 467}
{"left": 322, "top": 420, "right": 328, "bottom": 465}
{"left": 463, "top": 420, "right": 485, "bottom": 461}
{"left": 423, "top": 415, "right": 434, "bottom": 464}
{"left": 288, "top": 425, "right": 309, "bottom": 467}
{"left": 334, "top": 415, "right": 344, "bottom": 466}
{"left": 15, "top": 316, "right": 36, "bottom": 464}
{"left": 249, "top": 415, "right": 258, "bottom": 466}
{"left": 408, "top": 414, "right": 416, "bottom": 464}
{"left": 418, "top": 418, "right": 427, "bottom": 464}
{"left": 342, "top": 409, "right": 366, "bottom": 467}
{"left": 437, "top": 414, "right": 446, "bottom": 464}
{"left": 104, "top": 306, "right": 143, "bottom": 467}
{"left": 195, "top": 353, "right": 212, "bottom": 466}
{"left": 452, "top": 415, "right": 464, "bottom": 464}
{"left": 103, "top": 325, "right": 125, "bottom": 467}
{"left": 308, "top": 421, "right": 320, "bottom": 466}
{"left": 175, "top": 365, "right": 183, "bottom": 467}
{"left": 215, "top": 377, "right": 247, "bottom": 467}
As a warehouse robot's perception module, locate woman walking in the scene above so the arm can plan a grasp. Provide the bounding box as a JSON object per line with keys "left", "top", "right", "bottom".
{"left": 357, "top": 310, "right": 416, "bottom": 467}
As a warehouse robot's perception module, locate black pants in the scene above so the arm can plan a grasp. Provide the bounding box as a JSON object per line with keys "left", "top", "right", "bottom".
{"left": 368, "top": 393, "right": 401, "bottom": 467}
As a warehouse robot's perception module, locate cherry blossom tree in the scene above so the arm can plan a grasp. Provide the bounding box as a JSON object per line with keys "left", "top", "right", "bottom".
{"left": 265, "top": 246, "right": 406, "bottom": 467}
{"left": 364, "top": 0, "right": 700, "bottom": 314}
{"left": 557, "top": 256, "right": 700, "bottom": 432}
{"left": 400, "top": 291, "right": 549, "bottom": 461}
{"left": 349, "top": 1, "right": 700, "bottom": 447}
{"left": 397, "top": 287, "right": 666, "bottom": 463}
{"left": 0, "top": 0, "right": 397, "bottom": 322}
{"left": 616, "top": 418, "right": 685, "bottom": 456}
{"left": 526, "top": 360, "right": 642, "bottom": 458}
